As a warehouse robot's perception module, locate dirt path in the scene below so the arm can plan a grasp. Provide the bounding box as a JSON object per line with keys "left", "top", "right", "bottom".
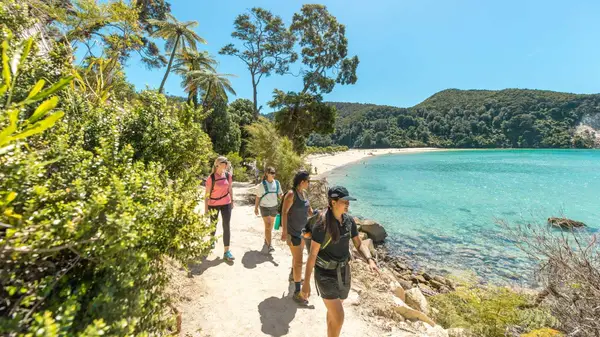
{"left": 173, "top": 183, "right": 383, "bottom": 337}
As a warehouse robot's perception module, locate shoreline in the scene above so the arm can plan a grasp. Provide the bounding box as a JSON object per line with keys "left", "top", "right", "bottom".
{"left": 307, "top": 147, "right": 443, "bottom": 178}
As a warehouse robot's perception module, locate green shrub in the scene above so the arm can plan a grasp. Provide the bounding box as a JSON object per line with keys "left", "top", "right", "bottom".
{"left": 246, "top": 118, "right": 306, "bottom": 190}
{"left": 225, "top": 151, "right": 249, "bottom": 182}
{"left": 305, "top": 145, "right": 349, "bottom": 155}
{"left": 429, "top": 284, "right": 558, "bottom": 337}
{"left": 1, "top": 33, "right": 214, "bottom": 335}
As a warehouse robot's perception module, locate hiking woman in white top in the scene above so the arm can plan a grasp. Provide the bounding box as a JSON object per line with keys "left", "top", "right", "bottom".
{"left": 254, "top": 166, "right": 283, "bottom": 253}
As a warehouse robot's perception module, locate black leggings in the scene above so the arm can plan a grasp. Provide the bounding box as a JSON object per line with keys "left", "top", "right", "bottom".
{"left": 209, "top": 204, "right": 232, "bottom": 246}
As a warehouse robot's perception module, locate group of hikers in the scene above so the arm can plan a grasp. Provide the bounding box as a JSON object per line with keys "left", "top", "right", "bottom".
{"left": 204, "top": 156, "right": 379, "bottom": 337}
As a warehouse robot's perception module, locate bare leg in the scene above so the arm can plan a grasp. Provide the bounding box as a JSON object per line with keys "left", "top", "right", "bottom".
{"left": 263, "top": 216, "right": 274, "bottom": 246}
{"left": 289, "top": 241, "right": 304, "bottom": 283}
{"left": 323, "top": 298, "right": 344, "bottom": 337}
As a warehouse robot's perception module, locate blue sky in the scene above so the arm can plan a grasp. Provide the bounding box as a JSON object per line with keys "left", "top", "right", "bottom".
{"left": 123, "top": 0, "right": 600, "bottom": 113}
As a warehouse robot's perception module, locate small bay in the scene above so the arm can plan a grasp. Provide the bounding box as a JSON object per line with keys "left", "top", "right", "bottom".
{"left": 328, "top": 149, "right": 600, "bottom": 284}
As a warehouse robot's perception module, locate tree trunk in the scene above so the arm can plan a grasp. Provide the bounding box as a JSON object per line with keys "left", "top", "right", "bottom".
{"left": 159, "top": 34, "right": 180, "bottom": 94}
{"left": 251, "top": 73, "right": 258, "bottom": 118}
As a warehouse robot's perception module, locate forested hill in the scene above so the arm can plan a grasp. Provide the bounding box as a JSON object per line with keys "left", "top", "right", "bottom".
{"left": 307, "top": 89, "right": 600, "bottom": 149}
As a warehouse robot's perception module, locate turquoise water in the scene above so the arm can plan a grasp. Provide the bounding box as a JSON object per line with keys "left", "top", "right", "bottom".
{"left": 328, "top": 150, "right": 600, "bottom": 284}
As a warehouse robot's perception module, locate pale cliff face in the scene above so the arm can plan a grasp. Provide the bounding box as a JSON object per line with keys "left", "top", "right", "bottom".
{"left": 581, "top": 113, "right": 600, "bottom": 130}
{"left": 578, "top": 112, "right": 600, "bottom": 147}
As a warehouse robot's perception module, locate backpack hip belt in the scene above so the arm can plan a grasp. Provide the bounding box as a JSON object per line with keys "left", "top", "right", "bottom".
{"left": 315, "top": 256, "right": 350, "bottom": 292}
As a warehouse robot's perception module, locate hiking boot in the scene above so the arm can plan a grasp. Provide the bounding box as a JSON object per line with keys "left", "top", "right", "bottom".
{"left": 223, "top": 250, "right": 235, "bottom": 261}
{"left": 293, "top": 292, "right": 309, "bottom": 306}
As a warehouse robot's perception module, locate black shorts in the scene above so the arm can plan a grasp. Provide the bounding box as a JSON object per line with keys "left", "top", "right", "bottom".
{"left": 287, "top": 234, "right": 302, "bottom": 246}
{"left": 314, "top": 264, "right": 351, "bottom": 300}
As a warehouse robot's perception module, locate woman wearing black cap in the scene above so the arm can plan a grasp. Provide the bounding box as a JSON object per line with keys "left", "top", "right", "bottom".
{"left": 301, "top": 186, "right": 379, "bottom": 337}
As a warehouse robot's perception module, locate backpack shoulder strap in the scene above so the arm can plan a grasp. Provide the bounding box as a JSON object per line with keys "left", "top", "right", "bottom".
{"left": 275, "top": 180, "right": 280, "bottom": 194}
{"left": 209, "top": 173, "right": 216, "bottom": 196}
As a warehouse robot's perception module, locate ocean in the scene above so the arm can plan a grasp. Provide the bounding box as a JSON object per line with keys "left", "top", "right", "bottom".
{"left": 327, "top": 149, "right": 600, "bottom": 284}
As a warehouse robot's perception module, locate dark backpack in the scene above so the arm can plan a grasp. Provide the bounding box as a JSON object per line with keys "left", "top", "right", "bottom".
{"left": 208, "top": 172, "right": 230, "bottom": 200}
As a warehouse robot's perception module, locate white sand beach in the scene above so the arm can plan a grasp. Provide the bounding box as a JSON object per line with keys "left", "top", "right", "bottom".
{"left": 308, "top": 148, "right": 441, "bottom": 177}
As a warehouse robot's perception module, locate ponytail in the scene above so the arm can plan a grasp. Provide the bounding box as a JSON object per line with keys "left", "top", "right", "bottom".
{"left": 318, "top": 199, "right": 341, "bottom": 243}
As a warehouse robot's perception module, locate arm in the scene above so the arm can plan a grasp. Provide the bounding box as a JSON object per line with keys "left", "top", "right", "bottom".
{"left": 302, "top": 239, "right": 321, "bottom": 298}
{"left": 280, "top": 191, "right": 294, "bottom": 240}
{"left": 352, "top": 236, "right": 379, "bottom": 274}
{"left": 254, "top": 195, "right": 260, "bottom": 216}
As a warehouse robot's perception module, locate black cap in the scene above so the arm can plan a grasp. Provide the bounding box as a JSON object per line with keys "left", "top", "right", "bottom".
{"left": 328, "top": 186, "right": 357, "bottom": 201}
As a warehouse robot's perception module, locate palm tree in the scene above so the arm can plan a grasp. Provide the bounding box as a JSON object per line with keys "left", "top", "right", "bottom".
{"left": 184, "top": 70, "right": 237, "bottom": 110}
{"left": 173, "top": 50, "right": 216, "bottom": 106}
{"left": 148, "top": 14, "right": 206, "bottom": 93}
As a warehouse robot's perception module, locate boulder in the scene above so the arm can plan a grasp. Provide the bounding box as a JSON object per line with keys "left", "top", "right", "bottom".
{"left": 361, "top": 238, "right": 377, "bottom": 257}
{"left": 359, "top": 219, "right": 388, "bottom": 243}
{"left": 430, "top": 279, "right": 446, "bottom": 290}
{"left": 422, "top": 272, "right": 433, "bottom": 281}
{"left": 548, "top": 217, "right": 586, "bottom": 229}
{"left": 411, "top": 275, "right": 427, "bottom": 284}
{"left": 418, "top": 284, "right": 438, "bottom": 297}
{"left": 358, "top": 232, "right": 368, "bottom": 241}
{"left": 405, "top": 287, "right": 431, "bottom": 316}
{"left": 395, "top": 261, "right": 411, "bottom": 271}
{"left": 398, "top": 279, "right": 414, "bottom": 291}
{"left": 391, "top": 295, "right": 436, "bottom": 327}
{"left": 433, "top": 275, "right": 447, "bottom": 284}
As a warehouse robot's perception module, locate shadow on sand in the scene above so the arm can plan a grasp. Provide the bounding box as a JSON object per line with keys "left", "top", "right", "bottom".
{"left": 258, "top": 283, "right": 315, "bottom": 337}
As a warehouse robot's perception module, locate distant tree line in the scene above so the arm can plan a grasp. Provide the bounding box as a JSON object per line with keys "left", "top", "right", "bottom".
{"left": 307, "top": 89, "right": 600, "bottom": 149}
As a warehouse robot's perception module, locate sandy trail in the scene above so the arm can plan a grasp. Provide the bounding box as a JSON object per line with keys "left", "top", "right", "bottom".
{"left": 174, "top": 182, "right": 383, "bottom": 337}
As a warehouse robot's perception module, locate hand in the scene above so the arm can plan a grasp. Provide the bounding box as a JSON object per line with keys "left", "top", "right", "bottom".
{"left": 254, "top": 208, "right": 259, "bottom": 216}
{"left": 230, "top": 203, "right": 235, "bottom": 210}
{"left": 204, "top": 207, "right": 209, "bottom": 215}
{"left": 301, "top": 281, "right": 311, "bottom": 299}
{"left": 281, "top": 231, "right": 287, "bottom": 241}
{"left": 368, "top": 259, "right": 380, "bottom": 274}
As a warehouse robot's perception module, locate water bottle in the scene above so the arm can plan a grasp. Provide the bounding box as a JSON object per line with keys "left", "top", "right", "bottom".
{"left": 274, "top": 214, "right": 281, "bottom": 230}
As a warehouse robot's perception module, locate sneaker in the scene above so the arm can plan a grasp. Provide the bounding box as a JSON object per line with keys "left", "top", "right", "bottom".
{"left": 223, "top": 250, "right": 235, "bottom": 261}
{"left": 268, "top": 245, "right": 275, "bottom": 253}
{"left": 293, "top": 292, "right": 309, "bottom": 306}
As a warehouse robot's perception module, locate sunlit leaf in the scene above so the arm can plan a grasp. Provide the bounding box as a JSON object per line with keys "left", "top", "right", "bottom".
{"left": 10, "top": 111, "right": 65, "bottom": 141}
{"left": 28, "top": 96, "right": 59, "bottom": 124}
{"left": 1, "top": 40, "right": 11, "bottom": 89}
{"left": 22, "top": 76, "right": 74, "bottom": 105}
{"left": 26, "top": 79, "right": 46, "bottom": 100}
{"left": 0, "top": 109, "right": 18, "bottom": 146}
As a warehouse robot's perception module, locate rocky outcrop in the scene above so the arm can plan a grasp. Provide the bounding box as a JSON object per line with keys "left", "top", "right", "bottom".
{"left": 405, "top": 288, "right": 431, "bottom": 316}
{"left": 307, "top": 178, "right": 329, "bottom": 210}
{"left": 378, "top": 248, "right": 455, "bottom": 295}
{"left": 355, "top": 218, "right": 388, "bottom": 243}
{"left": 548, "top": 217, "right": 586, "bottom": 229}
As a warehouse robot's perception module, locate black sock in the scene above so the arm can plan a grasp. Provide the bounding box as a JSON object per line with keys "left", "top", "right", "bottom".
{"left": 295, "top": 282, "right": 301, "bottom": 293}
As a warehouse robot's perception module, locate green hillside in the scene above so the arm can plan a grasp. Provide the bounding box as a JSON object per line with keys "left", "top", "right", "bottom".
{"left": 307, "top": 89, "right": 600, "bottom": 148}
